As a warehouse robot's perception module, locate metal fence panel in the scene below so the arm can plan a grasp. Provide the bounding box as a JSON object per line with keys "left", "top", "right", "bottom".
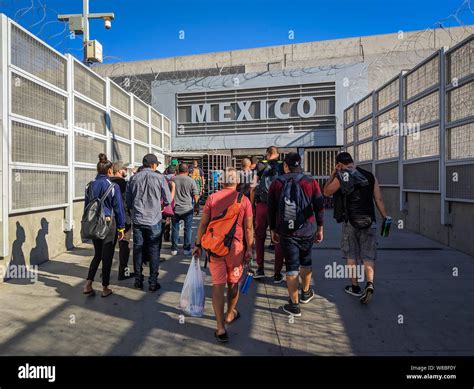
{"left": 12, "top": 121, "right": 67, "bottom": 166}
{"left": 110, "top": 110, "right": 131, "bottom": 139}
{"left": 403, "top": 161, "right": 439, "bottom": 191}
{"left": 74, "top": 61, "right": 106, "bottom": 106}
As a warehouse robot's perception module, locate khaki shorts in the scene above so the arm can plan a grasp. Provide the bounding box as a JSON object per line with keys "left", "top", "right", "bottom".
{"left": 341, "top": 222, "right": 377, "bottom": 262}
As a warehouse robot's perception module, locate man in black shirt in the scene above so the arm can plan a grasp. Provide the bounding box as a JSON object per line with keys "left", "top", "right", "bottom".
{"left": 324, "top": 152, "right": 389, "bottom": 304}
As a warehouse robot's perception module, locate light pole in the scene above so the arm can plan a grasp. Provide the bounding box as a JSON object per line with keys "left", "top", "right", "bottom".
{"left": 57, "top": 0, "right": 114, "bottom": 64}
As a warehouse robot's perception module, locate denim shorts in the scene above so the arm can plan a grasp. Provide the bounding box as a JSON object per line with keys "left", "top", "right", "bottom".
{"left": 341, "top": 222, "right": 377, "bottom": 262}
{"left": 280, "top": 236, "right": 314, "bottom": 275}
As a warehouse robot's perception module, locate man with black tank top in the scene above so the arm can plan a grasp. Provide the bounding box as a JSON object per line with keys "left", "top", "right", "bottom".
{"left": 324, "top": 152, "right": 389, "bottom": 304}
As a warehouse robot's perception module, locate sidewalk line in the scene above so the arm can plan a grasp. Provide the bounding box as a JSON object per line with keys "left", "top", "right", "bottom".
{"left": 261, "top": 278, "right": 284, "bottom": 356}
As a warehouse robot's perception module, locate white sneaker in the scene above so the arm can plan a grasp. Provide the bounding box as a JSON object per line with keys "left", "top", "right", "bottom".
{"left": 171, "top": 250, "right": 178, "bottom": 256}
{"left": 183, "top": 249, "right": 192, "bottom": 256}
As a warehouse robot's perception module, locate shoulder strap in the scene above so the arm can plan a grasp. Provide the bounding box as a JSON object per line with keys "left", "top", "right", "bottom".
{"left": 294, "top": 173, "right": 305, "bottom": 184}
{"left": 236, "top": 191, "right": 244, "bottom": 203}
{"left": 100, "top": 182, "right": 115, "bottom": 203}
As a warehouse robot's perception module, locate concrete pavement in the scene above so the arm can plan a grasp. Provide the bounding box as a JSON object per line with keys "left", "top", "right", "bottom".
{"left": 0, "top": 213, "right": 473, "bottom": 356}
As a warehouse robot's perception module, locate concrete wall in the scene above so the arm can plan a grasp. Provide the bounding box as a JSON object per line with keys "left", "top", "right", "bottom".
{"left": 380, "top": 190, "right": 473, "bottom": 256}
{"left": 3, "top": 208, "right": 69, "bottom": 269}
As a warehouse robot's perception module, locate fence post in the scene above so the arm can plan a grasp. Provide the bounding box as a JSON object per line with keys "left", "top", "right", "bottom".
{"left": 64, "top": 55, "right": 74, "bottom": 233}
{"left": 0, "top": 14, "right": 9, "bottom": 257}
{"left": 439, "top": 48, "right": 450, "bottom": 226}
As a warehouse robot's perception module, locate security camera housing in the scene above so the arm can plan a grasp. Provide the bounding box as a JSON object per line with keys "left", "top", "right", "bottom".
{"left": 104, "top": 19, "right": 112, "bottom": 29}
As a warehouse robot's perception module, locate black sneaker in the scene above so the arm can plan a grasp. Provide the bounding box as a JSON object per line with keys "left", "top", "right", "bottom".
{"left": 300, "top": 287, "right": 315, "bottom": 304}
{"left": 253, "top": 267, "right": 265, "bottom": 279}
{"left": 282, "top": 302, "right": 301, "bottom": 317}
{"left": 344, "top": 284, "right": 362, "bottom": 297}
{"left": 134, "top": 280, "right": 144, "bottom": 290}
{"left": 360, "top": 283, "right": 374, "bottom": 304}
{"left": 149, "top": 283, "right": 161, "bottom": 293}
{"left": 273, "top": 273, "right": 284, "bottom": 284}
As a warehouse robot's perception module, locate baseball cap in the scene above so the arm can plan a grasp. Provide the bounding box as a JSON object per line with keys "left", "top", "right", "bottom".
{"left": 170, "top": 159, "right": 179, "bottom": 166}
{"left": 284, "top": 152, "right": 301, "bottom": 168}
{"left": 143, "top": 154, "right": 160, "bottom": 167}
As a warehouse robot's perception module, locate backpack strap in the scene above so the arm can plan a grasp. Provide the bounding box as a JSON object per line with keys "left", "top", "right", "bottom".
{"left": 236, "top": 191, "right": 244, "bottom": 203}
{"left": 100, "top": 182, "right": 115, "bottom": 203}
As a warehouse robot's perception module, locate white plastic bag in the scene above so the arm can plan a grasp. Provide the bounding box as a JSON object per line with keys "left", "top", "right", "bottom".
{"left": 179, "top": 256, "right": 205, "bottom": 317}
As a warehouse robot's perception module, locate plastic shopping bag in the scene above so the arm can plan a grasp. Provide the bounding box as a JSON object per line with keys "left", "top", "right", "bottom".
{"left": 179, "top": 256, "right": 205, "bottom": 317}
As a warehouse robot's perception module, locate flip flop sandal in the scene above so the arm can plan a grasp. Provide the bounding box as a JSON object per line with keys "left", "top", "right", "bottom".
{"left": 214, "top": 330, "right": 229, "bottom": 343}
{"left": 83, "top": 289, "right": 96, "bottom": 296}
{"left": 101, "top": 290, "right": 113, "bottom": 298}
{"left": 225, "top": 310, "right": 241, "bottom": 325}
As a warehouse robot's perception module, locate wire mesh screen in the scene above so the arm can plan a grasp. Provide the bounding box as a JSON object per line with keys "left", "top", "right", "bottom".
{"left": 346, "top": 126, "right": 354, "bottom": 144}
{"left": 164, "top": 118, "right": 171, "bottom": 133}
{"left": 448, "top": 122, "right": 474, "bottom": 160}
{"left": 110, "top": 83, "right": 131, "bottom": 115}
{"left": 377, "top": 78, "right": 399, "bottom": 111}
{"left": 405, "top": 56, "right": 439, "bottom": 99}
{"left": 151, "top": 109, "right": 162, "bottom": 129}
{"left": 74, "top": 61, "right": 106, "bottom": 106}
{"left": 112, "top": 139, "right": 131, "bottom": 163}
{"left": 405, "top": 126, "right": 439, "bottom": 160}
{"left": 12, "top": 73, "right": 67, "bottom": 127}
{"left": 110, "top": 110, "right": 131, "bottom": 139}
{"left": 405, "top": 91, "right": 439, "bottom": 126}
{"left": 357, "top": 141, "right": 372, "bottom": 162}
{"left": 74, "top": 167, "right": 96, "bottom": 198}
{"left": 74, "top": 97, "right": 106, "bottom": 135}
{"left": 344, "top": 107, "right": 354, "bottom": 126}
{"left": 12, "top": 121, "right": 67, "bottom": 166}
{"left": 164, "top": 134, "right": 171, "bottom": 151}
{"left": 357, "top": 95, "right": 372, "bottom": 119}
{"left": 447, "top": 81, "right": 473, "bottom": 122}
{"left": 134, "top": 97, "right": 149, "bottom": 123}
{"left": 446, "top": 164, "right": 474, "bottom": 200}
{"left": 375, "top": 161, "right": 399, "bottom": 185}
{"left": 10, "top": 25, "right": 66, "bottom": 90}
{"left": 151, "top": 129, "right": 162, "bottom": 148}
{"left": 12, "top": 169, "right": 68, "bottom": 210}
{"left": 346, "top": 145, "right": 354, "bottom": 157}
{"left": 74, "top": 132, "right": 106, "bottom": 163}
{"left": 134, "top": 143, "right": 149, "bottom": 164}
{"left": 403, "top": 161, "right": 439, "bottom": 191}
{"left": 447, "top": 39, "right": 473, "bottom": 82}
{"left": 357, "top": 118, "right": 373, "bottom": 141}
{"left": 376, "top": 107, "right": 399, "bottom": 135}
{"left": 134, "top": 120, "right": 149, "bottom": 143}
{"left": 377, "top": 136, "right": 399, "bottom": 160}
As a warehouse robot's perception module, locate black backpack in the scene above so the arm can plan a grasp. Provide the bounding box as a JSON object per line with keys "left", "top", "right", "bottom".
{"left": 255, "top": 161, "right": 282, "bottom": 203}
{"left": 277, "top": 174, "right": 312, "bottom": 235}
{"left": 81, "top": 182, "right": 115, "bottom": 240}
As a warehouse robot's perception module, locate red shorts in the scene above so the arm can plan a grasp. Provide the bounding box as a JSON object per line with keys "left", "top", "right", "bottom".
{"left": 209, "top": 242, "right": 244, "bottom": 285}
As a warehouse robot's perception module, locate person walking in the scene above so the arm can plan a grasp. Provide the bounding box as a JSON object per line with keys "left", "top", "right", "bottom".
{"left": 237, "top": 157, "right": 255, "bottom": 199}
{"left": 126, "top": 154, "right": 172, "bottom": 291}
{"left": 110, "top": 161, "right": 134, "bottom": 280}
{"left": 250, "top": 146, "right": 285, "bottom": 283}
{"left": 189, "top": 159, "right": 205, "bottom": 215}
{"left": 171, "top": 163, "right": 199, "bottom": 256}
{"left": 267, "top": 152, "right": 324, "bottom": 316}
{"left": 323, "top": 152, "right": 389, "bottom": 304}
{"left": 193, "top": 167, "right": 254, "bottom": 343}
{"left": 83, "top": 154, "right": 125, "bottom": 298}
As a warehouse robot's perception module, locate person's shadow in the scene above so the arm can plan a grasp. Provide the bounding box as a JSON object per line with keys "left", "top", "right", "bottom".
{"left": 30, "top": 217, "right": 50, "bottom": 266}
{"left": 5, "top": 222, "right": 27, "bottom": 283}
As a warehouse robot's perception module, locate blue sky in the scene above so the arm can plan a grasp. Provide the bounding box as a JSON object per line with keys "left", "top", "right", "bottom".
{"left": 1, "top": 0, "right": 472, "bottom": 63}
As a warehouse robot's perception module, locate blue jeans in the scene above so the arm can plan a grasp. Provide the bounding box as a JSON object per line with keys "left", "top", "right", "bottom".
{"left": 171, "top": 209, "right": 193, "bottom": 251}
{"left": 133, "top": 222, "right": 162, "bottom": 285}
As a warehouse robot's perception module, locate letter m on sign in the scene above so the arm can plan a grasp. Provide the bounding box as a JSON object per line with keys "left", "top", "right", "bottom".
{"left": 191, "top": 104, "right": 211, "bottom": 123}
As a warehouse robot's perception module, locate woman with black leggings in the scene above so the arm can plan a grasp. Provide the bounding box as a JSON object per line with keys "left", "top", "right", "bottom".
{"left": 83, "top": 154, "right": 126, "bottom": 298}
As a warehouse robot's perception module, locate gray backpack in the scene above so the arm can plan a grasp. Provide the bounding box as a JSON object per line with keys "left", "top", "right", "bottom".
{"left": 81, "top": 182, "right": 115, "bottom": 240}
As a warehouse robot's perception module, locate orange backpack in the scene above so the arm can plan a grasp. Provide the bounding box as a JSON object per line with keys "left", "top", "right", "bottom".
{"left": 201, "top": 192, "right": 244, "bottom": 258}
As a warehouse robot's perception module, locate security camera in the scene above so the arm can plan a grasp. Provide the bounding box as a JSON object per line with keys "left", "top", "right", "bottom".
{"left": 104, "top": 19, "right": 112, "bottom": 29}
